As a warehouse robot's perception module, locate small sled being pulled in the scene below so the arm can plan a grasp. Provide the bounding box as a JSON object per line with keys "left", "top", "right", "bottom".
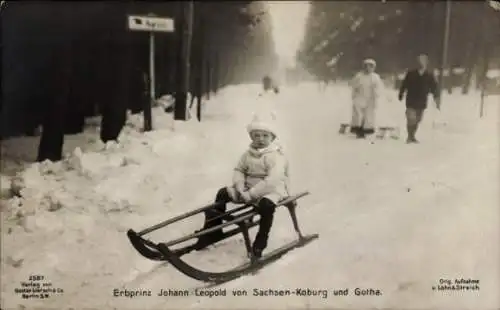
{"left": 127, "top": 191, "right": 318, "bottom": 284}
{"left": 339, "top": 123, "right": 400, "bottom": 139}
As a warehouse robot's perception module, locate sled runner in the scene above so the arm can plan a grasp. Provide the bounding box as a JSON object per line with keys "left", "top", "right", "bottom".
{"left": 338, "top": 123, "right": 400, "bottom": 139}
{"left": 126, "top": 191, "right": 318, "bottom": 284}
{"left": 375, "top": 126, "right": 400, "bottom": 139}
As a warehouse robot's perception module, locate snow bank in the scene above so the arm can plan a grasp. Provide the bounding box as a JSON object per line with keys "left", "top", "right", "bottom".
{"left": 1, "top": 102, "right": 214, "bottom": 226}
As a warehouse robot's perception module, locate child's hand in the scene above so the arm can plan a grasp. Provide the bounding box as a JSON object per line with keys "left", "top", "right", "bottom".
{"left": 227, "top": 187, "right": 239, "bottom": 201}
{"left": 235, "top": 184, "right": 245, "bottom": 195}
{"left": 240, "top": 191, "right": 252, "bottom": 203}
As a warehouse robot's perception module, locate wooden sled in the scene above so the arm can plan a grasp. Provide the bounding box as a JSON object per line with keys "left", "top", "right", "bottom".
{"left": 126, "top": 191, "right": 318, "bottom": 284}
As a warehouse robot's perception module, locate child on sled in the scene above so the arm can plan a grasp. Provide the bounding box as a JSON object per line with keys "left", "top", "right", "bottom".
{"left": 194, "top": 112, "right": 290, "bottom": 258}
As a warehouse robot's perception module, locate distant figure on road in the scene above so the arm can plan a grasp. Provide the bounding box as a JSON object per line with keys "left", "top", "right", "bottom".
{"left": 398, "top": 54, "right": 439, "bottom": 144}
{"left": 349, "top": 59, "right": 384, "bottom": 139}
{"left": 261, "top": 75, "right": 279, "bottom": 96}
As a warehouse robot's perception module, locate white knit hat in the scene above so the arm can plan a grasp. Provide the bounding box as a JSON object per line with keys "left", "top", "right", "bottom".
{"left": 246, "top": 112, "right": 278, "bottom": 138}
{"left": 363, "top": 58, "right": 376, "bottom": 66}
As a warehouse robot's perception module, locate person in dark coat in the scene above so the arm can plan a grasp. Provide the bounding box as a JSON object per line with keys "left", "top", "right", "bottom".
{"left": 398, "top": 54, "right": 439, "bottom": 143}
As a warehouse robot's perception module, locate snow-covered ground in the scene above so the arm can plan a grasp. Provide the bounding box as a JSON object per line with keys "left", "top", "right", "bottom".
{"left": 1, "top": 82, "right": 499, "bottom": 309}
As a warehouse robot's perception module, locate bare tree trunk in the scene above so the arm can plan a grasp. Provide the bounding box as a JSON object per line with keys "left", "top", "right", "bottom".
{"left": 100, "top": 25, "right": 131, "bottom": 141}
{"left": 213, "top": 52, "right": 220, "bottom": 93}
{"left": 195, "top": 16, "right": 205, "bottom": 121}
{"left": 461, "top": 42, "right": 479, "bottom": 94}
{"left": 437, "top": 0, "right": 452, "bottom": 107}
{"left": 37, "top": 17, "right": 72, "bottom": 162}
{"left": 174, "top": 1, "right": 194, "bottom": 121}
{"left": 479, "top": 45, "right": 491, "bottom": 117}
{"left": 205, "top": 50, "right": 212, "bottom": 100}
{"left": 479, "top": 1, "right": 492, "bottom": 117}
{"left": 65, "top": 34, "right": 90, "bottom": 135}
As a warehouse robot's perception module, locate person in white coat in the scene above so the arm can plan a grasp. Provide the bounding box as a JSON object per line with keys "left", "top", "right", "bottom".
{"left": 349, "top": 59, "right": 384, "bottom": 138}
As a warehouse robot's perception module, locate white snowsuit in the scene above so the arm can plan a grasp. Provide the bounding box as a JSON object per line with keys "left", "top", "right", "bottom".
{"left": 350, "top": 71, "right": 384, "bottom": 130}
{"left": 227, "top": 142, "right": 290, "bottom": 205}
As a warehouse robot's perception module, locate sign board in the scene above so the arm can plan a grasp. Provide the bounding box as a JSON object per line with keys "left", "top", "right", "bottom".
{"left": 128, "top": 15, "right": 174, "bottom": 32}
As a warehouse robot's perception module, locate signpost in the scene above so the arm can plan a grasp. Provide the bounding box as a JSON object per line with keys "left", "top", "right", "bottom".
{"left": 128, "top": 14, "right": 174, "bottom": 131}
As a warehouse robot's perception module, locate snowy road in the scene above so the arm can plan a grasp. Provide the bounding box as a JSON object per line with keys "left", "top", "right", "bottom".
{"left": 1, "top": 83, "right": 499, "bottom": 309}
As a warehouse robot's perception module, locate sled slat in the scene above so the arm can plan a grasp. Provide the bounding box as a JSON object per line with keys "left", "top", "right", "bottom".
{"left": 206, "top": 204, "right": 255, "bottom": 224}
{"left": 164, "top": 213, "right": 255, "bottom": 247}
{"left": 278, "top": 191, "right": 310, "bottom": 206}
{"left": 138, "top": 202, "right": 223, "bottom": 236}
